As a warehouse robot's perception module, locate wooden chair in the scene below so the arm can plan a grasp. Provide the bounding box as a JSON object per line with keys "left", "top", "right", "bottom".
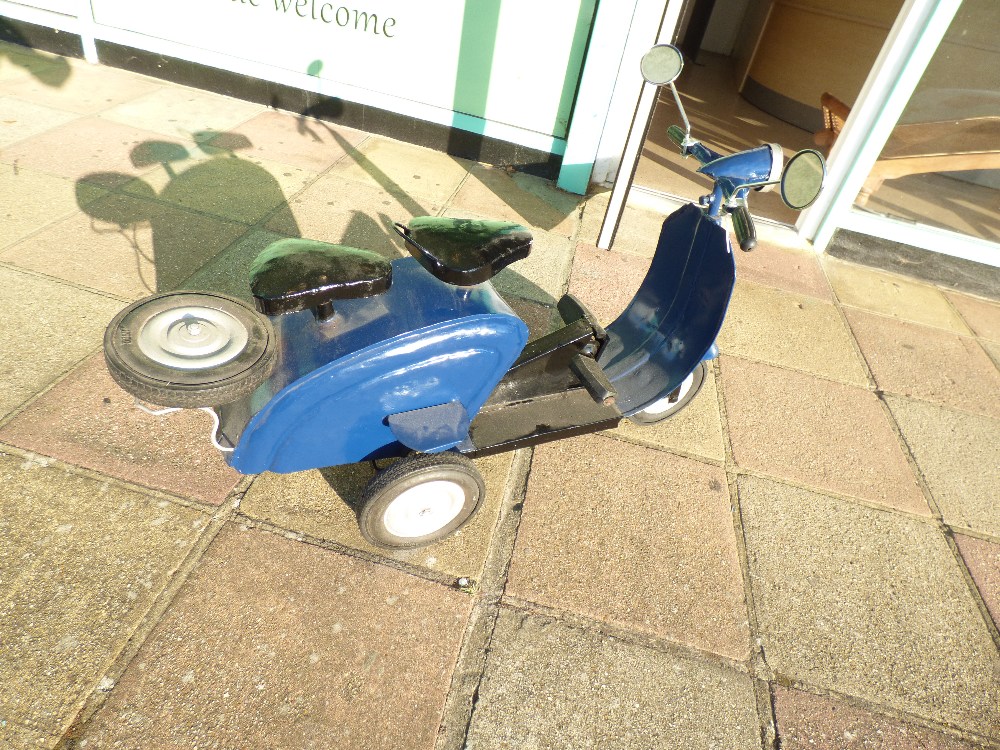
{"left": 814, "top": 91, "right": 1000, "bottom": 206}
{"left": 814, "top": 92, "right": 850, "bottom": 151}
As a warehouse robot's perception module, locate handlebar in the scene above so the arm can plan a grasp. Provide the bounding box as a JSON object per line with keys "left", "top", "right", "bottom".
{"left": 666, "top": 124, "right": 686, "bottom": 150}
{"left": 668, "top": 123, "right": 763, "bottom": 248}
{"left": 645, "top": 44, "right": 826, "bottom": 237}
{"left": 730, "top": 205, "right": 757, "bottom": 252}
{"left": 666, "top": 125, "right": 722, "bottom": 166}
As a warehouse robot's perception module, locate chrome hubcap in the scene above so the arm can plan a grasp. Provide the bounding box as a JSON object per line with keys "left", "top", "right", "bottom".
{"left": 137, "top": 305, "right": 249, "bottom": 370}
{"left": 642, "top": 370, "right": 695, "bottom": 416}
{"left": 383, "top": 480, "right": 467, "bottom": 538}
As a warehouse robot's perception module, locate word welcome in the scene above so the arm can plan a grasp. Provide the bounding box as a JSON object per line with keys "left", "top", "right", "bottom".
{"left": 233, "top": 0, "right": 397, "bottom": 37}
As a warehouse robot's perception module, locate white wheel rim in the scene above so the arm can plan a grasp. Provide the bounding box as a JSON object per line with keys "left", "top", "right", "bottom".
{"left": 382, "top": 480, "right": 468, "bottom": 538}
{"left": 642, "top": 370, "right": 695, "bottom": 416}
{"left": 137, "top": 305, "right": 249, "bottom": 370}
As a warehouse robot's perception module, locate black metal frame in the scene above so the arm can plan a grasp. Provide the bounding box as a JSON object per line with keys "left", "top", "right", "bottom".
{"left": 464, "top": 294, "right": 623, "bottom": 456}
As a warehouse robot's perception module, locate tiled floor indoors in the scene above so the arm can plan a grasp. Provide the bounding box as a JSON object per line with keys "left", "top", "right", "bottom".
{"left": 2, "top": 40, "right": 999, "bottom": 750}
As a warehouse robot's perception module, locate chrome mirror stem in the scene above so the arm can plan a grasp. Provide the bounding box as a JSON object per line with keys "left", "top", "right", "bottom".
{"left": 668, "top": 82, "right": 691, "bottom": 141}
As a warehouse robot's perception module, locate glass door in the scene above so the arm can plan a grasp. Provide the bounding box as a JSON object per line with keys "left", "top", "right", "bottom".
{"left": 847, "top": 0, "right": 998, "bottom": 247}
{"left": 803, "top": 0, "right": 999, "bottom": 268}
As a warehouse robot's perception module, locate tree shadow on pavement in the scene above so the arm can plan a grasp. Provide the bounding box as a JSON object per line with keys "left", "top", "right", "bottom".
{"left": 76, "top": 134, "right": 301, "bottom": 295}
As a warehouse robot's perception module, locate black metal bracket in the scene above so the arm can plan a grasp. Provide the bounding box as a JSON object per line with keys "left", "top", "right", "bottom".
{"left": 466, "top": 293, "right": 622, "bottom": 455}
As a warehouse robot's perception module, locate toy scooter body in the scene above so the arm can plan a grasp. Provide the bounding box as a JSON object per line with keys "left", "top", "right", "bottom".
{"left": 217, "top": 201, "right": 734, "bottom": 475}
{"left": 103, "top": 44, "right": 825, "bottom": 548}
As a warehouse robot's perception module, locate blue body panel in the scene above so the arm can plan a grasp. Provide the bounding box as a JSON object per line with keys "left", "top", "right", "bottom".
{"left": 691, "top": 143, "right": 776, "bottom": 217}
{"left": 225, "top": 257, "right": 527, "bottom": 474}
{"left": 697, "top": 143, "right": 776, "bottom": 192}
{"left": 598, "top": 203, "right": 735, "bottom": 414}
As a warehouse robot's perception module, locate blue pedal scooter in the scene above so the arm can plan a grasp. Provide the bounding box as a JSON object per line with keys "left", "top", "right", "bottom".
{"left": 104, "top": 45, "right": 825, "bottom": 548}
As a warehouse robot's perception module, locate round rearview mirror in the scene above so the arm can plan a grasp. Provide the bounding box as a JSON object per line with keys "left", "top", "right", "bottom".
{"left": 640, "top": 44, "right": 684, "bottom": 86}
{"left": 781, "top": 149, "right": 826, "bottom": 210}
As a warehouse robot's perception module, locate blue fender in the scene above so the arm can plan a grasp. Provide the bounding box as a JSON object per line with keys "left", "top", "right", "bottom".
{"left": 229, "top": 314, "right": 527, "bottom": 473}
{"left": 599, "top": 203, "right": 736, "bottom": 414}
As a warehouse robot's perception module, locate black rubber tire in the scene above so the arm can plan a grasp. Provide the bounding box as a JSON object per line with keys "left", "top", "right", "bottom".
{"left": 358, "top": 453, "right": 485, "bottom": 549}
{"left": 628, "top": 360, "right": 708, "bottom": 425}
{"left": 104, "top": 291, "right": 276, "bottom": 408}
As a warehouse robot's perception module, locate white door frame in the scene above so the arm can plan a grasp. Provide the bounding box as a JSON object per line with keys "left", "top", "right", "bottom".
{"left": 595, "top": 0, "right": 686, "bottom": 249}
{"left": 556, "top": 0, "right": 643, "bottom": 194}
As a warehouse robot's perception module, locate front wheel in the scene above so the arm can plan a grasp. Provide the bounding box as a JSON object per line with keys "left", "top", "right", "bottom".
{"left": 358, "top": 453, "right": 484, "bottom": 549}
{"left": 628, "top": 360, "right": 708, "bottom": 425}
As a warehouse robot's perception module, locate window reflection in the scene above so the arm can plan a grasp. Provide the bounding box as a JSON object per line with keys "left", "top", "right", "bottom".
{"left": 858, "top": 0, "right": 1000, "bottom": 243}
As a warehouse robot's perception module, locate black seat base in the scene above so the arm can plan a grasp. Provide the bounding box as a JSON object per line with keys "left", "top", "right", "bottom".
{"left": 250, "top": 238, "right": 392, "bottom": 319}
{"left": 394, "top": 217, "right": 532, "bottom": 286}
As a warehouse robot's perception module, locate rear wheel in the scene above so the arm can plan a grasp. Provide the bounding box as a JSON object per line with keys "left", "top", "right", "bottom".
{"left": 628, "top": 361, "right": 707, "bottom": 424}
{"left": 104, "top": 291, "right": 276, "bottom": 408}
{"left": 358, "top": 453, "right": 484, "bottom": 549}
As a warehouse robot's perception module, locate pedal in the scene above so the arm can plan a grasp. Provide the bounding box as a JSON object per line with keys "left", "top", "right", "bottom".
{"left": 570, "top": 353, "right": 616, "bottom": 406}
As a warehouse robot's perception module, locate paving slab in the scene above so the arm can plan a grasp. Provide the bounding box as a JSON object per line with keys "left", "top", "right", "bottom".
{"left": 955, "top": 534, "right": 1000, "bottom": 629}
{"left": 240, "top": 452, "right": 514, "bottom": 582}
{"left": 0, "top": 40, "right": 71, "bottom": 85}
{"left": 718, "top": 279, "right": 869, "bottom": 385}
{"left": 331, "top": 135, "right": 473, "bottom": 204}
{"left": 738, "top": 474, "right": 1000, "bottom": 737}
{"left": 465, "top": 608, "right": 761, "bottom": 750}
{"left": 567, "top": 241, "right": 648, "bottom": 326}
{"left": 886, "top": 396, "right": 1000, "bottom": 536}
{"left": 124, "top": 147, "right": 318, "bottom": 226}
{"left": 946, "top": 291, "right": 1000, "bottom": 342}
{"left": 609, "top": 366, "right": 726, "bottom": 464}
{"left": 265, "top": 172, "right": 441, "bottom": 258}
{"left": 179, "top": 228, "right": 285, "bottom": 301}
{"left": 0, "top": 192, "right": 158, "bottom": 298}
{"left": 205, "top": 110, "right": 368, "bottom": 173}
{"left": 0, "top": 266, "right": 122, "bottom": 419}
{"left": 982, "top": 339, "right": 1000, "bottom": 369}
{"left": 825, "top": 258, "right": 971, "bottom": 334}
{"left": 0, "top": 60, "right": 160, "bottom": 115}
{"left": 507, "top": 434, "right": 749, "bottom": 660}
{"left": 0, "top": 450, "right": 206, "bottom": 740}
{"left": 0, "top": 719, "right": 53, "bottom": 750}
{"left": 0, "top": 116, "right": 167, "bottom": 183}
{"left": 720, "top": 356, "right": 927, "bottom": 515}
{"left": 733, "top": 238, "right": 832, "bottom": 301}
{"left": 492, "top": 229, "right": 572, "bottom": 305}
{"left": 450, "top": 164, "right": 581, "bottom": 238}
{"left": 74, "top": 524, "right": 471, "bottom": 750}
{"left": 846, "top": 309, "right": 1000, "bottom": 420}
{"left": 606, "top": 201, "right": 666, "bottom": 258}
{"left": 0, "top": 354, "right": 243, "bottom": 505}
{"left": 0, "top": 94, "right": 77, "bottom": 148}
{"left": 773, "top": 686, "right": 982, "bottom": 750}
{"left": 1, "top": 192, "right": 249, "bottom": 297}
{"left": 575, "top": 187, "right": 610, "bottom": 246}
{"left": 0, "top": 162, "right": 105, "bottom": 250}
{"left": 99, "top": 85, "right": 265, "bottom": 141}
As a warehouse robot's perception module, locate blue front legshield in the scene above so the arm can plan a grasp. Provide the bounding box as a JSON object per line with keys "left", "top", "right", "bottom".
{"left": 599, "top": 203, "right": 736, "bottom": 414}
